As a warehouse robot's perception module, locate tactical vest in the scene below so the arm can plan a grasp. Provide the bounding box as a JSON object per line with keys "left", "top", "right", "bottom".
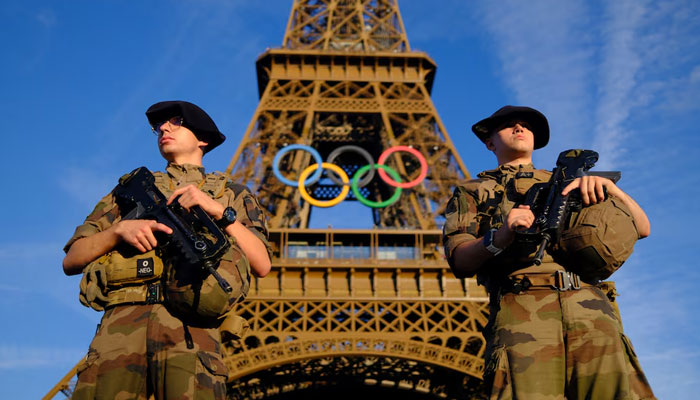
{"left": 471, "top": 167, "right": 638, "bottom": 285}
{"left": 472, "top": 167, "right": 561, "bottom": 283}
{"left": 79, "top": 169, "right": 251, "bottom": 322}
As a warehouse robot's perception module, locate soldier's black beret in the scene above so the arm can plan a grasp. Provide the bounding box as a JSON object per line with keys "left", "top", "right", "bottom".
{"left": 146, "top": 100, "right": 225, "bottom": 154}
{"left": 471, "top": 105, "right": 550, "bottom": 149}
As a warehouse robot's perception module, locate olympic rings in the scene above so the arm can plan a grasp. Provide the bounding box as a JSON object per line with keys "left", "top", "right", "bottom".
{"left": 298, "top": 162, "right": 350, "bottom": 208}
{"left": 351, "top": 164, "right": 403, "bottom": 208}
{"left": 273, "top": 144, "right": 324, "bottom": 187}
{"left": 377, "top": 146, "right": 428, "bottom": 189}
{"left": 326, "top": 145, "right": 375, "bottom": 187}
{"left": 272, "top": 144, "right": 429, "bottom": 208}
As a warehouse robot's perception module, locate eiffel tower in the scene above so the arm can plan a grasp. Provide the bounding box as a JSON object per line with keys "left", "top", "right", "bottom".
{"left": 43, "top": 1, "right": 490, "bottom": 399}
{"left": 225, "top": 0, "right": 470, "bottom": 230}
{"left": 223, "top": 1, "right": 489, "bottom": 399}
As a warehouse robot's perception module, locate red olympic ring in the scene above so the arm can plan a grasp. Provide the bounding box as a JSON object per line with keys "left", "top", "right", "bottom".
{"left": 377, "top": 146, "right": 428, "bottom": 188}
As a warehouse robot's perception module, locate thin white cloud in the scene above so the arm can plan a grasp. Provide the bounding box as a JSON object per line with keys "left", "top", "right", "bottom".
{"left": 0, "top": 345, "right": 84, "bottom": 369}
{"left": 35, "top": 8, "right": 57, "bottom": 28}
{"left": 594, "top": 0, "right": 700, "bottom": 169}
{"left": 691, "top": 66, "right": 700, "bottom": 84}
{"left": 80, "top": 2, "right": 266, "bottom": 169}
{"left": 643, "top": 348, "right": 700, "bottom": 399}
{"left": 592, "top": 0, "right": 648, "bottom": 169}
{"left": 472, "top": 0, "right": 597, "bottom": 164}
{"left": 56, "top": 166, "right": 115, "bottom": 208}
{"left": 0, "top": 241, "right": 62, "bottom": 262}
{"left": 0, "top": 240, "right": 102, "bottom": 324}
{"left": 0, "top": 284, "right": 22, "bottom": 292}
{"left": 472, "top": 0, "right": 700, "bottom": 172}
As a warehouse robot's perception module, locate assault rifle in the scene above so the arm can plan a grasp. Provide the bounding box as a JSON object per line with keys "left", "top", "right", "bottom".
{"left": 516, "top": 149, "right": 620, "bottom": 265}
{"left": 113, "top": 167, "right": 233, "bottom": 292}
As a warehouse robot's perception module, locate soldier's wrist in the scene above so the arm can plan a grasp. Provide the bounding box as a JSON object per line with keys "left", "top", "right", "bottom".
{"left": 493, "top": 227, "right": 513, "bottom": 249}
{"left": 110, "top": 221, "right": 125, "bottom": 238}
{"left": 215, "top": 204, "right": 226, "bottom": 220}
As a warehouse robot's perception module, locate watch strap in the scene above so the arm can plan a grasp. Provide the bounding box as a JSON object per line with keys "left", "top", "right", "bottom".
{"left": 216, "top": 206, "right": 237, "bottom": 229}
{"left": 483, "top": 229, "right": 504, "bottom": 256}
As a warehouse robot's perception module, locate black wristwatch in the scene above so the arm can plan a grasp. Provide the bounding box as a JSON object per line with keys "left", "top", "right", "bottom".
{"left": 483, "top": 228, "right": 504, "bottom": 256}
{"left": 216, "top": 206, "right": 237, "bottom": 229}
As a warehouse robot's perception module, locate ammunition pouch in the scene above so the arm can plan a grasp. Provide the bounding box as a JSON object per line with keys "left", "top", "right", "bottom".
{"left": 550, "top": 196, "right": 639, "bottom": 282}
{"left": 79, "top": 249, "right": 165, "bottom": 311}
{"left": 219, "top": 310, "right": 250, "bottom": 342}
{"left": 79, "top": 261, "right": 108, "bottom": 311}
{"left": 164, "top": 241, "right": 251, "bottom": 323}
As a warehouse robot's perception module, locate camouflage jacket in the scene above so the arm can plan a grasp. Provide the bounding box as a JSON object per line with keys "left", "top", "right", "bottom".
{"left": 443, "top": 163, "right": 565, "bottom": 282}
{"left": 64, "top": 163, "right": 271, "bottom": 260}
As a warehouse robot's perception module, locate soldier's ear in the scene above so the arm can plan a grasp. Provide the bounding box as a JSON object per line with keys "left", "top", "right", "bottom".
{"left": 484, "top": 138, "right": 496, "bottom": 152}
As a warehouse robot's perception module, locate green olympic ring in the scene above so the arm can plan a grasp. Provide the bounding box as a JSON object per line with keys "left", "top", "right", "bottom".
{"left": 351, "top": 164, "right": 403, "bottom": 208}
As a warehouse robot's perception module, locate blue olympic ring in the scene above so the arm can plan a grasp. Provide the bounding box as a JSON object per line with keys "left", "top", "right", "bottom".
{"left": 272, "top": 144, "right": 324, "bottom": 187}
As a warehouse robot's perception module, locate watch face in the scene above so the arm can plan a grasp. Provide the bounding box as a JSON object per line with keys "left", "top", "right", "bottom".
{"left": 224, "top": 207, "right": 236, "bottom": 223}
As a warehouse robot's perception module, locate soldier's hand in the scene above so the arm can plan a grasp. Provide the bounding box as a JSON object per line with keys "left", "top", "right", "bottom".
{"left": 494, "top": 205, "right": 535, "bottom": 249}
{"left": 113, "top": 219, "right": 173, "bottom": 253}
{"left": 167, "top": 185, "right": 225, "bottom": 219}
{"left": 506, "top": 205, "right": 535, "bottom": 232}
{"left": 562, "top": 176, "right": 622, "bottom": 206}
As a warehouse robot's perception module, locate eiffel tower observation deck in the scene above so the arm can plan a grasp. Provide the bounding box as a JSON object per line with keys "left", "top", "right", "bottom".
{"left": 44, "top": 1, "right": 489, "bottom": 399}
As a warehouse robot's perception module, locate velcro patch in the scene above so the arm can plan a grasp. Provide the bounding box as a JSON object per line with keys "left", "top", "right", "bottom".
{"left": 137, "top": 258, "right": 155, "bottom": 278}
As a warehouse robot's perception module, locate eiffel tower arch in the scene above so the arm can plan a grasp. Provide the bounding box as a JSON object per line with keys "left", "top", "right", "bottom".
{"left": 223, "top": 1, "right": 489, "bottom": 398}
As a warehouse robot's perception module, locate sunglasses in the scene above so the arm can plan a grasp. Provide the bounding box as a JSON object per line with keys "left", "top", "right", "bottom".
{"left": 151, "top": 116, "right": 184, "bottom": 135}
{"left": 497, "top": 120, "right": 532, "bottom": 132}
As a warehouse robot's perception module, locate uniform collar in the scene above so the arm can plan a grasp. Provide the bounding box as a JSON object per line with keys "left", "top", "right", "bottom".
{"left": 165, "top": 163, "right": 206, "bottom": 185}
{"left": 478, "top": 163, "right": 536, "bottom": 181}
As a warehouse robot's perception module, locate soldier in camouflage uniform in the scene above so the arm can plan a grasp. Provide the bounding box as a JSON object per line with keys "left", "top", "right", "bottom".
{"left": 63, "top": 100, "right": 272, "bottom": 400}
{"left": 443, "top": 106, "right": 655, "bottom": 399}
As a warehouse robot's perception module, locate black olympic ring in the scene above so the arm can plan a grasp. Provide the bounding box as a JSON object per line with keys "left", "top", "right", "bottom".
{"left": 325, "top": 145, "right": 376, "bottom": 188}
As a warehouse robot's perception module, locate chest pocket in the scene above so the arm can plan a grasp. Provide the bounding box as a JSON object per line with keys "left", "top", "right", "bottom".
{"left": 152, "top": 171, "right": 228, "bottom": 199}
{"left": 477, "top": 180, "right": 506, "bottom": 235}
{"left": 487, "top": 170, "right": 551, "bottom": 233}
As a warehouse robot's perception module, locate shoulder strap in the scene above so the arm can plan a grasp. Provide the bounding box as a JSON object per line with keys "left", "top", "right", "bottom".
{"left": 465, "top": 175, "right": 507, "bottom": 232}
{"left": 201, "top": 172, "right": 229, "bottom": 199}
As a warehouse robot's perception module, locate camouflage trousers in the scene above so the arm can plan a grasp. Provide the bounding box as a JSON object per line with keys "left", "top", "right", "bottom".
{"left": 72, "top": 304, "right": 229, "bottom": 400}
{"left": 483, "top": 286, "right": 655, "bottom": 400}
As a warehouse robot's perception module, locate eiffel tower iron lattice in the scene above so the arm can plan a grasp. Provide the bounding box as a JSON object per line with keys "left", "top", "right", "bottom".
{"left": 44, "top": 1, "right": 490, "bottom": 399}
{"left": 222, "top": 1, "right": 489, "bottom": 399}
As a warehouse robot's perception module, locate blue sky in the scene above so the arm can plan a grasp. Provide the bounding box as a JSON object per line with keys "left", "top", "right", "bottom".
{"left": 1, "top": 0, "right": 699, "bottom": 398}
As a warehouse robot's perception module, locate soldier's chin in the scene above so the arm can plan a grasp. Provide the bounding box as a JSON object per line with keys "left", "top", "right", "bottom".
{"left": 159, "top": 147, "right": 177, "bottom": 162}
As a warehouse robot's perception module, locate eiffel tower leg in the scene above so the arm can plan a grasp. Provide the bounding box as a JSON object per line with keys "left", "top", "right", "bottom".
{"left": 373, "top": 81, "right": 432, "bottom": 230}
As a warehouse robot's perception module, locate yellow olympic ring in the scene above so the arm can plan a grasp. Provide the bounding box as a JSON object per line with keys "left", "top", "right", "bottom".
{"left": 297, "top": 162, "right": 350, "bottom": 208}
